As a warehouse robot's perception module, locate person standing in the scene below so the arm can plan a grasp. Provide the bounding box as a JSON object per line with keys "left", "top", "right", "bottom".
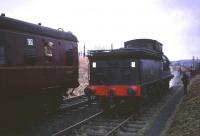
{"left": 44, "top": 42, "right": 53, "bottom": 63}
{"left": 181, "top": 72, "right": 189, "bottom": 95}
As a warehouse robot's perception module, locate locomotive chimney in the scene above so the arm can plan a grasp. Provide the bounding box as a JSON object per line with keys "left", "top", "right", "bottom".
{"left": 1, "top": 13, "right": 5, "bottom": 17}
{"left": 38, "top": 23, "right": 42, "bottom": 26}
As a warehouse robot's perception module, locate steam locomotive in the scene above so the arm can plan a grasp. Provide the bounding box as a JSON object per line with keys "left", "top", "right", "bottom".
{"left": 85, "top": 39, "right": 173, "bottom": 110}
{"left": 0, "top": 14, "right": 79, "bottom": 114}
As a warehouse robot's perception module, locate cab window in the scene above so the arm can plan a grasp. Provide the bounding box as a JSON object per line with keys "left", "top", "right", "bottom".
{"left": 162, "top": 55, "right": 170, "bottom": 71}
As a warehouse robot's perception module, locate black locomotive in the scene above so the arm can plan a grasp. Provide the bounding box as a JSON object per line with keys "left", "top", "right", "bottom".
{"left": 85, "top": 39, "right": 173, "bottom": 110}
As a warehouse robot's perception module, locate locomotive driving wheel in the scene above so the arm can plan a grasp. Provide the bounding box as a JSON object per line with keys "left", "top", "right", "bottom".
{"left": 98, "top": 97, "right": 111, "bottom": 111}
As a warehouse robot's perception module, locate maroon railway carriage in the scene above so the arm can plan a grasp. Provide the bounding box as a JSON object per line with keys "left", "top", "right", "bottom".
{"left": 0, "top": 14, "right": 79, "bottom": 112}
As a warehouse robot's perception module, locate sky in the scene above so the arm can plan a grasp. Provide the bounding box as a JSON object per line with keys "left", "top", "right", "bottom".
{"left": 0, "top": 0, "right": 199, "bottom": 60}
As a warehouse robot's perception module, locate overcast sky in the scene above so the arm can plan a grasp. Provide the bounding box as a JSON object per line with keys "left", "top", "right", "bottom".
{"left": 1, "top": 0, "right": 199, "bottom": 60}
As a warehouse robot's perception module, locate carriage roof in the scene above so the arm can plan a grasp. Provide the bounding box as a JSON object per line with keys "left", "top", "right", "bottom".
{"left": 0, "top": 15, "right": 78, "bottom": 42}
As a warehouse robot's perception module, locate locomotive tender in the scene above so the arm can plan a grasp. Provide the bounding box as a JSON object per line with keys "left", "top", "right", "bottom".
{"left": 85, "top": 39, "right": 173, "bottom": 109}
{"left": 0, "top": 14, "right": 79, "bottom": 112}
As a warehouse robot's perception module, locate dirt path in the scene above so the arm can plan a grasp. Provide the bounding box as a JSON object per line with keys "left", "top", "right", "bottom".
{"left": 162, "top": 74, "right": 200, "bottom": 136}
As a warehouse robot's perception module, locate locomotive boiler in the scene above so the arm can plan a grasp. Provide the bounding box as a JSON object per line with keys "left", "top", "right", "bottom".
{"left": 0, "top": 14, "right": 79, "bottom": 113}
{"left": 85, "top": 39, "right": 173, "bottom": 110}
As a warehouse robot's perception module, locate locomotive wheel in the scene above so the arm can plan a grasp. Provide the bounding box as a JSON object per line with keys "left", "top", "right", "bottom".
{"left": 152, "top": 85, "right": 159, "bottom": 101}
{"left": 160, "top": 81, "right": 169, "bottom": 95}
{"left": 98, "top": 97, "right": 110, "bottom": 111}
{"left": 164, "top": 81, "right": 170, "bottom": 92}
{"left": 114, "top": 97, "right": 121, "bottom": 105}
{"left": 146, "top": 85, "right": 158, "bottom": 102}
{"left": 125, "top": 97, "right": 140, "bottom": 108}
{"left": 155, "top": 83, "right": 162, "bottom": 97}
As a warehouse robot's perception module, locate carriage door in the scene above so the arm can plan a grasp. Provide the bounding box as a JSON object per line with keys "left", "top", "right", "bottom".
{"left": 42, "top": 41, "right": 57, "bottom": 87}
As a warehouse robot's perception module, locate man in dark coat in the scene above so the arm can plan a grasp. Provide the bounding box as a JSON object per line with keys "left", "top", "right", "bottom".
{"left": 181, "top": 72, "right": 189, "bottom": 95}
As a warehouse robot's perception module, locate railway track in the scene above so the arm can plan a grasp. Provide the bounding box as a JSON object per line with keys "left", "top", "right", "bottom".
{"left": 60, "top": 95, "right": 92, "bottom": 111}
{"left": 52, "top": 86, "right": 183, "bottom": 136}
{"left": 7, "top": 95, "right": 100, "bottom": 136}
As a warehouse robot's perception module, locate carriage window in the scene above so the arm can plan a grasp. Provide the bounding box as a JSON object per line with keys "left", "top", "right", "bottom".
{"left": 0, "top": 46, "right": 6, "bottom": 64}
{"left": 44, "top": 42, "right": 54, "bottom": 63}
{"left": 66, "top": 49, "right": 73, "bottom": 65}
{"left": 24, "top": 38, "right": 37, "bottom": 65}
{"left": 24, "top": 46, "right": 37, "bottom": 65}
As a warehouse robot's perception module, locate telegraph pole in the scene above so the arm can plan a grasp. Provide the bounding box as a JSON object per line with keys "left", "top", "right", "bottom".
{"left": 111, "top": 43, "right": 113, "bottom": 50}
{"left": 192, "top": 56, "right": 195, "bottom": 70}
{"left": 83, "top": 42, "right": 86, "bottom": 57}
